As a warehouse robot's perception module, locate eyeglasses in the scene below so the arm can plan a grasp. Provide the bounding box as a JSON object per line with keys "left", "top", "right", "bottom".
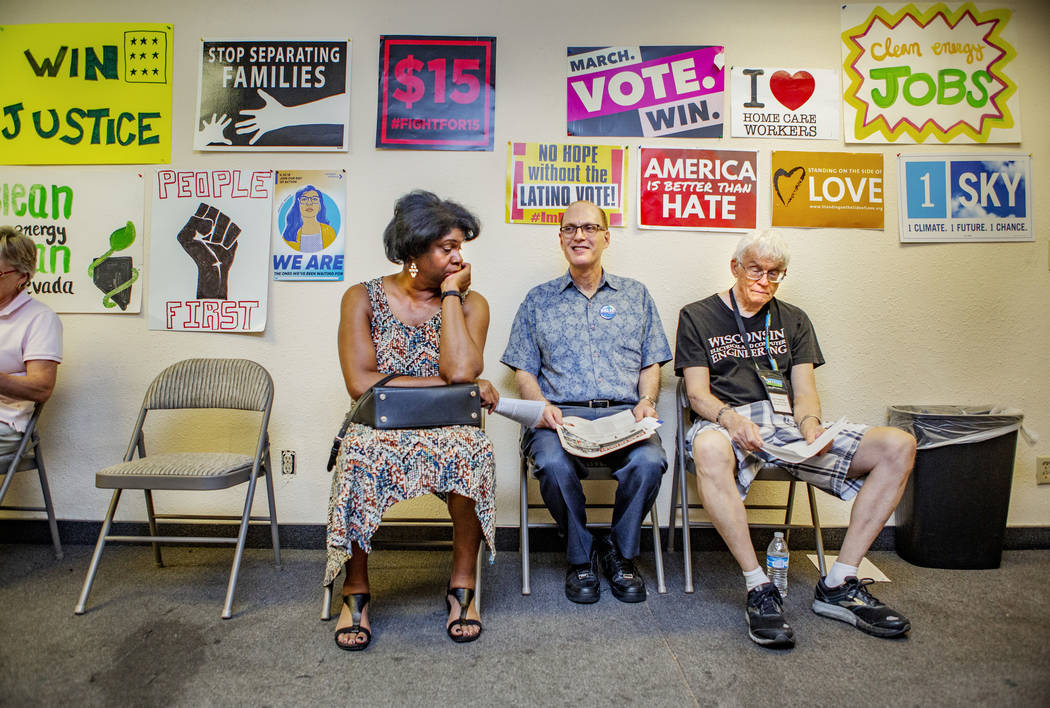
{"left": 559, "top": 223, "right": 605, "bottom": 236}
{"left": 739, "top": 264, "right": 786, "bottom": 283}
{"left": 299, "top": 196, "right": 321, "bottom": 205}
{"left": 0, "top": 269, "right": 20, "bottom": 279}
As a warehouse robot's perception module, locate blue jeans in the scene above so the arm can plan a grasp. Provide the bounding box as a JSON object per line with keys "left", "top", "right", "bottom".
{"left": 521, "top": 405, "right": 666, "bottom": 565}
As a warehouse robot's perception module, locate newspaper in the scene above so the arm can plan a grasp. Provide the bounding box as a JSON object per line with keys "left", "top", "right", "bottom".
{"left": 762, "top": 417, "right": 847, "bottom": 463}
{"left": 556, "top": 409, "right": 662, "bottom": 458}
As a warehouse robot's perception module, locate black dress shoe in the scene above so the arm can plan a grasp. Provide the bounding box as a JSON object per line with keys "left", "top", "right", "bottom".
{"left": 596, "top": 538, "right": 646, "bottom": 603}
{"left": 565, "top": 556, "right": 600, "bottom": 604}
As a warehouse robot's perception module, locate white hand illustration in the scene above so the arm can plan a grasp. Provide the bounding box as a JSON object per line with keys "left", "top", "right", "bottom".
{"left": 198, "top": 113, "right": 232, "bottom": 146}
{"left": 234, "top": 89, "right": 347, "bottom": 145}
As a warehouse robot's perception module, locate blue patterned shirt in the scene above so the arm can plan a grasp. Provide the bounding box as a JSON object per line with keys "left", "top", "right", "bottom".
{"left": 501, "top": 271, "right": 671, "bottom": 403}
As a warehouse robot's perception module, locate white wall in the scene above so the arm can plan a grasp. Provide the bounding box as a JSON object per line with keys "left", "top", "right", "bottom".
{"left": 4, "top": 0, "right": 1049, "bottom": 531}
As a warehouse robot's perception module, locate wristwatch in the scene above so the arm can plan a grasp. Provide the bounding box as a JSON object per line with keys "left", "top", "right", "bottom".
{"left": 440, "top": 290, "right": 465, "bottom": 303}
{"left": 640, "top": 395, "right": 657, "bottom": 408}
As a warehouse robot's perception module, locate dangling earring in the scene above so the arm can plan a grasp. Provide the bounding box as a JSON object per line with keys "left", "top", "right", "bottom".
{"left": 408, "top": 262, "right": 418, "bottom": 278}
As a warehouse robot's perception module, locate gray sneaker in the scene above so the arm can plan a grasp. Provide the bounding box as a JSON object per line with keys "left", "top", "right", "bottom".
{"left": 746, "top": 582, "right": 795, "bottom": 648}
{"left": 812, "top": 576, "right": 911, "bottom": 638}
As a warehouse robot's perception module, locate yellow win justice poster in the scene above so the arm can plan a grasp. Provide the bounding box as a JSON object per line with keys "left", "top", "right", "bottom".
{"left": 771, "top": 151, "right": 884, "bottom": 229}
{"left": 506, "top": 142, "right": 627, "bottom": 226}
{"left": 0, "top": 23, "right": 173, "bottom": 164}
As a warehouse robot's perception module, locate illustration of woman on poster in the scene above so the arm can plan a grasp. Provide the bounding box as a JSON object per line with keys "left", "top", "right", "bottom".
{"left": 282, "top": 185, "right": 337, "bottom": 252}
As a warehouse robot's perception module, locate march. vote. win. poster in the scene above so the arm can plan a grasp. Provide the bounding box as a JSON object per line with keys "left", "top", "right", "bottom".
{"left": 272, "top": 170, "right": 346, "bottom": 280}
{"left": 148, "top": 169, "right": 272, "bottom": 332}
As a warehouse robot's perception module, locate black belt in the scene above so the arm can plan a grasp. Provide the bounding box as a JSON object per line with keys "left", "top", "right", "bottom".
{"left": 558, "top": 399, "right": 633, "bottom": 408}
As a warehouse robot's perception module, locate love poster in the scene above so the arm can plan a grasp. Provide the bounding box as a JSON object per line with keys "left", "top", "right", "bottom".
{"left": 567, "top": 46, "right": 725, "bottom": 138}
{"left": 771, "top": 151, "right": 884, "bottom": 229}
{"left": 0, "top": 169, "right": 143, "bottom": 312}
{"left": 637, "top": 147, "right": 757, "bottom": 231}
{"left": 730, "top": 67, "right": 840, "bottom": 140}
{"left": 898, "top": 154, "right": 1031, "bottom": 242}
{"left": 272, "top": 170, "right": 346, "bottom": 280}
{"left": 148, "top": 169, "right": 272, "bottom": 332}
{"left": 376, "top": 36, "right": 496, "bottom": 151}
{"left": 841, "top": 4, "right": 1020, "bottom": 143}
{"left": 194, "top": 39, "right": 350, "bottom": 151}
{"left": 0, "top": 22, "right": 173, "bottom": 164}
{"left": 506, "top": 142, "right": 627, "bottom": 226}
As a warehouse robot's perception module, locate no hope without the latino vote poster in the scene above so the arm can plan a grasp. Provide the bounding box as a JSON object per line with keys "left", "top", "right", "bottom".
{"left": 148, "top": 169, "right": 272, "bottom": 332}
{"left": 730, "top": 67, "right": 841, "bottom": 140}
{"left": 272, "top": 170, "right": 347, "bottom": 280}
{"left": 507, "top": 142, "right": 626, "bottom": 226}
{"left": 638, "top": 148, "right": 757, "bottom": 231}
{"left": 898, "top": 154, "right": 1031, "bottom": 242}
{"left": 771, "top": 151, "right": 884, "bottom": 229}
{"left": 567, "top": 46, "right": 725, "bottom": 138}
{"left": 376, "top": 36, "right": 496, "bottom": 151}
{"left": 840, "top": 4, "right": 1020, "bottom": 143}
{"left": 194, "top": 39, "right": 350, "bottom": 151}
{"left": 1, "top": 22, "right": 173, "bottom": 164}
{"left": 0, "top": 169, "right": 143, "bottom": 312}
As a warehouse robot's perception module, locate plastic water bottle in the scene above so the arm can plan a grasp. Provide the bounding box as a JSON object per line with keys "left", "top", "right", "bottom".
{"left": 766, "top": 532, "right": 789, "bottom": 597}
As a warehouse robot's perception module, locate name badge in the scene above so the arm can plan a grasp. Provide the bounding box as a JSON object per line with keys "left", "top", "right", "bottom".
{"left": 599, "top": 304, "right": 616, "bottom": 320}
{"left": 757, "top": 368, "right": 792, "bottom": 415}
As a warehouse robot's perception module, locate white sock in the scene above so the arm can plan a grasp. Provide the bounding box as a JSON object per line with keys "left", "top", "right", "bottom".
{"left": 743, "top": 567, "right": 770, "bottom": 592}
{"left": 825, "top": 561, "right": 859, "bottom": 588}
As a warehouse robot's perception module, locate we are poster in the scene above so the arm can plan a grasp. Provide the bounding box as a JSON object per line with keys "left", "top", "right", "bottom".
{"left": 148, "top": 169, "right": 272, "bottom": 332}
{"left": 506, "top": 142, "right": 627, "bottom": 226}
{"left": 771, "top": 151, "right": 884, "bottom": 229}
{"left": 841, "top": 4, "right": 1020, "bottom": 143}
{"left": 0, "top": 169, "right": 143, "bottom": 312}
{"left": 567, "top": 46, "right": 725, "bottom": 138}
{"left": 272, "top": 170, "right": 346, "bottom": 280}
{"left": 730, "top": 67, "right": 840, "bottom": 140}
{"left": 194, "top": 39, "right": 350, "bottom": 151}
{"left": 637, "top": 147, "right": 757, "bottom": 231}
{"left": 898, "top": 154, "right": 1031, "bottom": 242}
{"left": 0, "top": 22, "right": 173, "bottom": 164}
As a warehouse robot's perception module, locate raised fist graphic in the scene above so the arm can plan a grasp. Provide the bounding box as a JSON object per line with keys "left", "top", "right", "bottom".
{"left": 177, "top": 202, "right": 241, "bottom": 299}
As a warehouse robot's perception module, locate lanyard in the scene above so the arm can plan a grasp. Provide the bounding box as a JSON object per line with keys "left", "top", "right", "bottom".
{"left": 728, "top": 289, "right": 778, "bottom": 372}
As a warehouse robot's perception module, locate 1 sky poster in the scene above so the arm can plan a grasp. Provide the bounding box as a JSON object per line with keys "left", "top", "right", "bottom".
{"left": 637, "top": 147, "right": 757, "bottom": 231}
{"left": 730, "top": 67, "right": 841, "bottom": 140}
{"left": 376, "top": 36, "right": 496, "bottom": 151}
{"left": 148, "top": 169, "right": 272, "bottom": 332}
{"left": 567, "top": 46, "right": 725, "bottom": 138}
{"left": 506, "top": 142, "right": 627, "bottom": 226}
{"left": 194, "top": 39, "right": 350, "bottom": 151}
{"left": 0, "top": 169, "right": 143, "bottom": 312}
{"left": 0, "top": 22, "right": 173, "bottom": 164}
{"left": 272, "top": 170, "right": 346, "bottom": 280}
{"left": 898, "top": 154, "right": 1031, "bottom": 242}
{"left": 771, "top": 151, "right": 884, "bottom": 229}
{"left": 841, "top": 4, "right": 1020, "bottom": 143}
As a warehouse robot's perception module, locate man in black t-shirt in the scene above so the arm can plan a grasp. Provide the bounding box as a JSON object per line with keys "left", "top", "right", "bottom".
{"left": 675, "top": 230, "right": 916, "bottom": 648}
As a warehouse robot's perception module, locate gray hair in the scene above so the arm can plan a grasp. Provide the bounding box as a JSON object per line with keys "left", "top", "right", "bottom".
{"left": 0, "top": 226, "right": 38, "bottom": 285}
{"left": 733, "top": 229, "right": 790, "bottom": 269}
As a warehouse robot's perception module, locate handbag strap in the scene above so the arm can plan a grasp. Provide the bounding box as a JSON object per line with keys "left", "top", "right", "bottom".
{"left": 328, "top": 373, "right": 404, "bottom": 471}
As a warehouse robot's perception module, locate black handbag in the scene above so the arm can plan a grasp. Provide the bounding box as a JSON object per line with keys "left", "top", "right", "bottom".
{"left": 327, "top": 374, "right": 482, "bottom": 470}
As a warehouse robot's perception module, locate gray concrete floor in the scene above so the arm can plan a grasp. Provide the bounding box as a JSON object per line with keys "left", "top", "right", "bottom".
{"left": 1, "top": 543, "right": 1048, "bottom": 707}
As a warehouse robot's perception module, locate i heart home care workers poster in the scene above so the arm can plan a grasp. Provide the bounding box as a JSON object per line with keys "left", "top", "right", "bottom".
{"left": 840, "top": 4, "right": 1020, "bottom": 143}
{"left": 0, "top": 168, "right": 143, "bottom": 312}
{"left": 272, "top": 170, "right": 346, "bottom": 280}
{"left": 0, "top": 22, "right": 173, "bottom": 164}
{"left": 730, "top": 67, "right": 840, "bottom": 140}
{"left": 148, "top": 169, "right": 272, "bottom": 332}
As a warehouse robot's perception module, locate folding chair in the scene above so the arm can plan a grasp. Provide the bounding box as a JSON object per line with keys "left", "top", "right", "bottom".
{"left": 520, "top": 454, "right": 667, "bottom": 596}
{"left": 0, "top": 404, "right": 62, "bottom": 559}
{"left": 669, "top": 379, "right": 827, "bottom": 593}
{"left": 74, "top": 358, "right": 280, "bottom": 619}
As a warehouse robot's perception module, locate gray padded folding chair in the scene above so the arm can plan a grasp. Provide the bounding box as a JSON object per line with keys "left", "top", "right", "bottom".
{"left": 0, "top": 404, "right": 62, "bottom": 559}
{"left": 669, "top": 379, "right": 827, "bottom": 593}
{"left": 520, "top": 454, "right": 667, "bottom": 596}
{"left": 74, "top": 358, "right": 280, "bottom": 619}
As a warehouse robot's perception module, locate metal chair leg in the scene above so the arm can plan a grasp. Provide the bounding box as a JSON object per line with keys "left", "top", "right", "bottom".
{"left": 221, "top": 471, "right": 259, "bottom": 619}
{"left": 680, "top": 454, "right": 694, "bottom": 593}
{"left": 75, "top": 489, "right": 121, "bottom": 615}
{"left": 34, "top": 444, "right": 62, "bottom": 560}
{"left": 322, "top": 583, "right": 334, "bottom": 621}
{"left": 668, "top": 450, "right": 680, "bottom": 553}
{"left": 474, "top": 545, "right": 483, "bottom": 614}
{"left": 807, "top": 483, "right": 827, "bottom": 577}
{"left": 263, "top": 453, "right": 282, "bottom": 568}
{"left": 648, "top": 505, "right": 666, "bottom": 594}
{"left": 520, "top": 458, "right": 531, "bottom": 595}
{"left": 144, "top": 490, "right": 163, "bottom": 567}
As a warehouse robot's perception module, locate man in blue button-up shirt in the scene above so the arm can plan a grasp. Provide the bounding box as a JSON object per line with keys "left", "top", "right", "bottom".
{"left": 502, "top": 200, "right": 671, "bottom": 604}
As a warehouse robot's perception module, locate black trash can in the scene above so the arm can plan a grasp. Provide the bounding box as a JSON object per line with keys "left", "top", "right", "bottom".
{"left": 889, "top": 405, "right": 1023, "bottom": 569}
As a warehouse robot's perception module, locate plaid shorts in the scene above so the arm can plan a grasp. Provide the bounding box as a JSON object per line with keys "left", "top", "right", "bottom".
{"left": 686, "top": 400, "right": 870, "bottom": 501}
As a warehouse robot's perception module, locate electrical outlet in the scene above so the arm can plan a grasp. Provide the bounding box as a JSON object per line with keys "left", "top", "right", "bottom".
{"left": 1038, "top": 456, "right": 1050, "bottom": 485}
{"left": 281, "top": 450, "right": 296, "bottom": 475}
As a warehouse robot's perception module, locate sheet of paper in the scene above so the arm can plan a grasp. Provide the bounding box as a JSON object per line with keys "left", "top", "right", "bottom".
{"left": 556, "top": 410, "right": 662, "bottom": 458}
{"left": 807, "top": 554, "right": 890, "bottom": 582}
{"left": 492, "top": 397, "right": 546, "bottom": 428}
{"left": 762, "top": 417, "right": 847, "bottom": 463}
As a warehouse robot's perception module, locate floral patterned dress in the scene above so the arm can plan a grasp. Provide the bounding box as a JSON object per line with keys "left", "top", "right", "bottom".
{"left": 324, "top": 277, "right": 496, "bottom": 586}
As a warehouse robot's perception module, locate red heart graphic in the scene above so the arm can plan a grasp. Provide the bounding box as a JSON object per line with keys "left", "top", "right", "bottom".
{"left": 769, "top": 70, "right": 815, "bottom": 111}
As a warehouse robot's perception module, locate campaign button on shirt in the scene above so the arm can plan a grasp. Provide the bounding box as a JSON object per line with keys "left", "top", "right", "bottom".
{"left": 599, "top": 304, "right": 616, "bottom": 320}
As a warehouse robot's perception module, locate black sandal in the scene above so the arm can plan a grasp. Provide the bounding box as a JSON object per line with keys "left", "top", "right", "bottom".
{"left": 445, "top": 586, "right": 482, "bottom": 643}
{"left": 334, "top": 593, "right": 372, "bottom": 651}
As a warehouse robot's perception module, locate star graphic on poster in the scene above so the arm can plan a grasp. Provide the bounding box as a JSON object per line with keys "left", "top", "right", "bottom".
{"left": 130, "top": 38, "right": 137, "bottom": 45}
{"left": 124, "top": 30, "right": 168, "bottom": 83}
